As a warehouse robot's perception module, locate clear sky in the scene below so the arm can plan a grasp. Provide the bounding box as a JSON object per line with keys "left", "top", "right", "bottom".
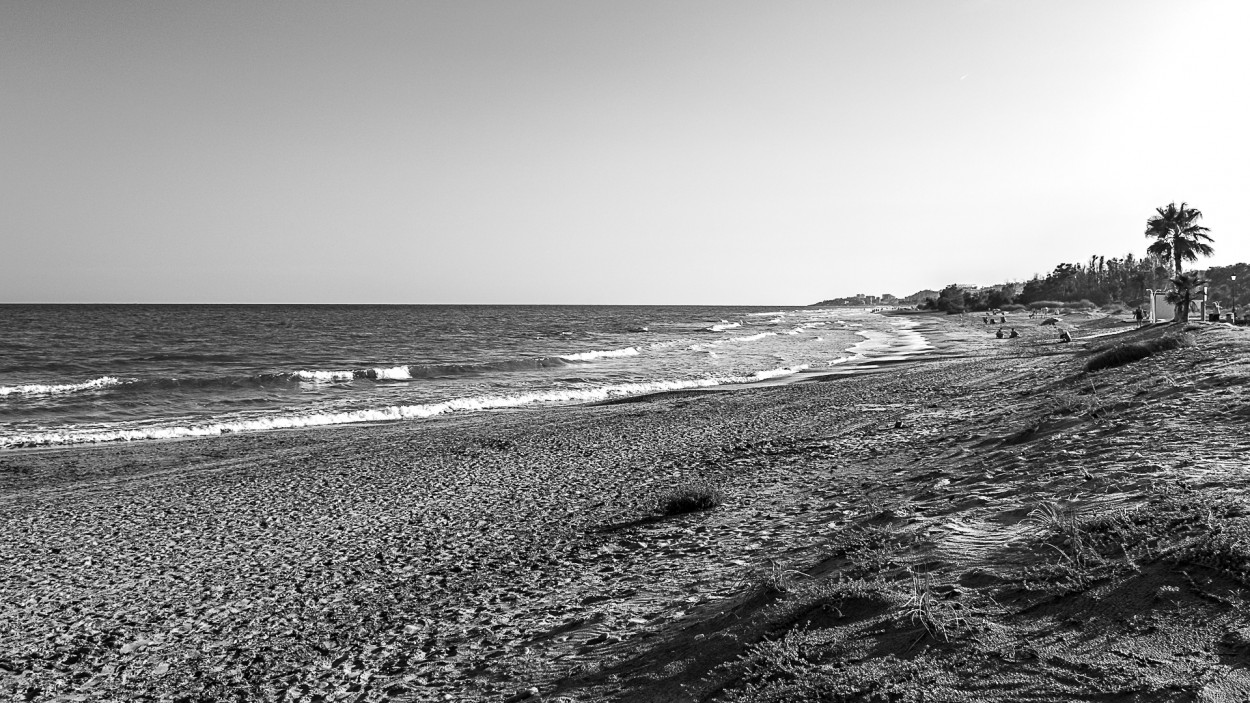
{"left": 3, "top": 1, "right": 1248, "bottom": 304}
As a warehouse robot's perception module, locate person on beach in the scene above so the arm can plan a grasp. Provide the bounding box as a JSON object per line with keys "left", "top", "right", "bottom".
{"left": 1134, "top": 307, "right": 1144, "bottom": 326}
{"left": 1059, "top": 329, "right": 1072, "bottom": 343}
{"left": 996, "top": 328, "right": 1004, "bottom": 339}
{"left": 999, "top": 315, "right": 1006, "bottom": 323}
{"left": 1009, "top": 328, "right": 1019, "bottom": 338}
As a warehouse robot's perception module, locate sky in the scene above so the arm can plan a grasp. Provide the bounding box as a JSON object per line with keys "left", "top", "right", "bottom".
{"left": 3, "top": 1, "right": 1248, "bottom": 304}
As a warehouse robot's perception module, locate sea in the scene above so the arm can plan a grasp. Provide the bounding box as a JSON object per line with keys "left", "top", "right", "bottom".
{"left": 0, "top": 305, "right": 932, "bottom": 450}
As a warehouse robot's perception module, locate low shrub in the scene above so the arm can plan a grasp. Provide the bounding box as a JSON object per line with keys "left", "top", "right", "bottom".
{"left": 1000, "top": 303, "right": 1026, "bottom": 312}
{"left": 656, "top": 482, "right": 724, "bottom": 515}
{"left": 1027, "top": 300, "right": 1067, "bottom": 310}
{"left": 1084, "top": 334, "right": 1193, "bottom": 373}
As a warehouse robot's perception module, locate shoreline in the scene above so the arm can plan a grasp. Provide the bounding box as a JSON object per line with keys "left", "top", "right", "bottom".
{"left": 0, "top": 310, "right": 937, "bottom": 454}
{"left": 6, "top": 312, "right": 1250, "bottom": 701}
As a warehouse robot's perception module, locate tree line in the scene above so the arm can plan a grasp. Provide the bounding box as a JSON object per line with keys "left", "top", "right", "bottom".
{"left": 923, "top": 202, "right": 1243, "bottom": 322}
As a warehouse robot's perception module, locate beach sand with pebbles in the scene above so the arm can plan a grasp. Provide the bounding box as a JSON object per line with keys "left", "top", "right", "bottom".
{"left": 6, "top": 311, "right": 1250, "bottom": 702}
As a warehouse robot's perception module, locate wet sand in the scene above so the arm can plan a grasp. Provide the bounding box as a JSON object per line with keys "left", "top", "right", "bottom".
{"left": 5, "top": 311, "right": 1250, "bottom": 702}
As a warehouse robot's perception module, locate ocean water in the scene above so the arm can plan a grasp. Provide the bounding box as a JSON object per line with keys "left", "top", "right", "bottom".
{"left": 0, "top": 305, "right": 931, "bottom": 449}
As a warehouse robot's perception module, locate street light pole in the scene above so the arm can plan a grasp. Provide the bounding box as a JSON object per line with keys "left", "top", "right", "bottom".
{"left": 1233, "top": 274, "right": 1238, "bottom": 324}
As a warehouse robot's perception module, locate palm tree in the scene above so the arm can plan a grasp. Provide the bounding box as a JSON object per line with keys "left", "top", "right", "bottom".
{"left": 1164, "top": 272, "right": 1209, "bottom": 323}
{"left": 1146, "top": 202, "right": 1213, "bottom": 320}
{"left": 1145, "top": 202, "right": 1214, "bottom": 276}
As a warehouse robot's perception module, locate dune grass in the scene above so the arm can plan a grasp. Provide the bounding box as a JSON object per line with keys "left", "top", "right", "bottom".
{"left": 901, "top": 570, "right": 966, "bottom": 643}
{"left": 1084, "top": 334, "right": 1193, "bottom": 373}
{"left": 656, "top": 481, "right": 724, "bottom": 515}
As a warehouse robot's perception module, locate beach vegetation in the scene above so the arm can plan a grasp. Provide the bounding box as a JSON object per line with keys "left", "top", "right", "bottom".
{"left": 1021, "top": 502, "right": 1118, "bottom": 592}
{"left": 908, "top": 215, "right": 1226, "bottom": 313}
{"left": 1145, "top": 202, "right": 1215, "bottom": 320}
{"left": 1146, "top": 202, "right": 1215, "bottom": 278}
{"left": 1204, "top": 262, "right": 1250, "bottom": 310}
{"left": 1014, "top": 488, "right": 1250, "bottom": 599}
{"left": 932, "top": 285, "right": 968, "bottom": 313}
{"left": 744, "top": 558, "right": 810, "bottom": 595}
{"left": 715, "top": 580, "right": 933, "bottom": 703}
{"left": 1016, "top": 252, "right": 1172, "bottom": 308}
{"left": 823, "top": 522, "right": 911, "bottom": 579}
{"left": 900, "top": 570, "right": 966, "bottom": 643}
{"left": 656, "top": 481, "right": 724, "bottom": 515}
{"left": 1052, "top": 379, "right": 1116, "bottom": 422}
{"left": 1163, "top": 272, "right": 1209, "bottom": 324}
{"left": 1084, "top": 334, "right": 1194, "bottom": 373}
{"left": 1026, "top": 300, "right": 1067, "bottom": 310}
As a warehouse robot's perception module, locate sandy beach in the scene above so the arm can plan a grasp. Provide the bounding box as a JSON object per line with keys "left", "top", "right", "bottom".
{"left": 5, "top": 311, "right": 1250, "bottom": 702}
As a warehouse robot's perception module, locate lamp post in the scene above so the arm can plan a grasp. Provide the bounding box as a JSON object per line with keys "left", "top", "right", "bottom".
{"left": 1233, "top": 274, "right": 1238, "bottom": 324}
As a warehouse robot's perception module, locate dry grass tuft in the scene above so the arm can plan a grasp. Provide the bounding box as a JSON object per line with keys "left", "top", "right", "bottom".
{"left": 901, "top": 570, "right": 967, "bottom": 643}
{"left": 656, "top": 481, "right": 724, "bottom": 515}
{"left": 742, "top": 558, "right": 810, "bottom": 595}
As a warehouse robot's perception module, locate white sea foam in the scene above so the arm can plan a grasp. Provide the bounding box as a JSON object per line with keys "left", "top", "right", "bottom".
{"left": 787, "top": 321, "right": 827, "bottom": 335}
{"left": 558, "top": 347, "right": 640, "bottom": 361}
{"left": 0, "top": 376, "right": 129, "bottom": 397}
{"left": 296, "top": 369, "right": 355, "bottom": 382}
{"left": 839, "top": 319, "right": 933, "bottom": 360}
{"left": 0, "top": 365, "right": 812, "bottom": 448}
{"left": 729, "top": 332, "right": 775, "bottom": 343}
{"left": 373, "top": 366, "right": 413, "bottom": 380}
{"left": 709, "top": 321, "right": 742, "bottom": 331}
{"left": 751, "top": 364, "right": 809, "bottom": 380}
{"left": 745, "top": 311, "right": 787, "bottom": 317}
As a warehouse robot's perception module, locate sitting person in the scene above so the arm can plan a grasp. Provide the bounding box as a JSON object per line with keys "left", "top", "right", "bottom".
{"left": 995, "top": 327, "right": 1004, "bottom": 339}
{"left": 1059, "top": 329, "right": 1072, "bottom": 343}
{"left": 1009, "top": 328, "right": 1019, "bottom": 338}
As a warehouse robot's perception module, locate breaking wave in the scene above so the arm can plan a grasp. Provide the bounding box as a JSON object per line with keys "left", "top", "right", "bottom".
{"left": 709, "top": 321, "right": 742, "bottom": 331}
{"left": 0, "top": 365, "right": 811, "bottom": 448}
{"left": 785, "top": 322, "right": 826, "bottom": 335}
{"left": 558, "top": 347, "right": 640, "bottom": 361}
{"left": 7, "top": 350, "right": 650, "bottom": 398}
{"left": 296, "top": 369, "right": 357, "bottom": 382}
{"left": 0, "top": 376, "right": 130, "bottom": 397}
